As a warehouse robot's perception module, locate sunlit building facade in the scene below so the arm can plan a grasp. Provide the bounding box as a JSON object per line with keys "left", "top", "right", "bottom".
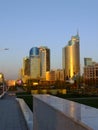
{"left": 0, "top": 73, "right": 4, "bottom": 83}
{"left": 46, "top": 69, "right": 64, "bottom": 81}
{"left": 46, "top": 70, "right": 56, "bottom": 81}
{"left": 7, "top": 80, "right": 16, "bottom": 87}
{"left": 84, "top": 63, "right": 98, "bottom": 85}
{"left": 39, "top": 46, "right": 50, "bottom": 80}
{"left": 29, "top": 47, "right": 40, "bottom": 79}
{"left": 23, "top": 57, "right": 30, "bottom": 76}
{"left": 21, "top": 57, "right": 30, "bottom": 84}
{"left": 62, "top": 33, "right": 80, "bottom": 78}
{"left": 55, "top": 69, "right": 64, "bottom": 81}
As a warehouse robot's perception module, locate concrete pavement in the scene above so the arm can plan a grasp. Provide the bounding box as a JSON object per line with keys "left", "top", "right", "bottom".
{"left": 0, "top": 93, "right": 28, "bottom": 130}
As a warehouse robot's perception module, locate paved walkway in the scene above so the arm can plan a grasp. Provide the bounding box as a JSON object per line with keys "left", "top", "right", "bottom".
{"left": 0, "top": 93, "right": 28, "bottom": 130}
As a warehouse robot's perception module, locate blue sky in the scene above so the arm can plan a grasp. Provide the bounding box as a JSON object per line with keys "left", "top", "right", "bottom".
{"left": 0, "top": 0, "right": 98, "bottom": 80}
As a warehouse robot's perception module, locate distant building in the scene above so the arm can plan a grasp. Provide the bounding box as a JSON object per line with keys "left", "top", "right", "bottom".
{"left": 55, "top": 69, "right": 64, "bottom": 81}
{"left": 29, "top": 47, "right": 40, "bottom": 79}
{"left": 23, "top": 57, "right": 30, "bottom": 76}
{"left": 62, "top": 33, "right": 80, "bottom": 78}
{"left": 46, "top": 71, "right": 50, "bottom": 81}
{"left": 84, "top": 63, "right": 98, "bottom": 85}
{"left": 46, "top": 70, "right": 56, "bottom": 81}
{"left": 29, "top": 46, "right": 50, "bottom": 80}
{"left": 84, "top": 58, "right": 92, "bottom": 66}
{"left": 0, "top": 73, "right": 4, "bottom": 84}
{"left": 20, "top": 57, "right": 30, "bottom": 84}
{"left": 7, "top": 80, "right": 16, "bottom": 86}
{"left": 46, "top": 69, "right": 64, "bottom": 81}
{"left": 39, "top": 46, "right": 50, "bottom": 80}
{"left": 84, "top": 65, "right": 94, "bottom": 79}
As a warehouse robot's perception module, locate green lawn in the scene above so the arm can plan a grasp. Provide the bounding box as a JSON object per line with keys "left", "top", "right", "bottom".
{"left": 68, "top": 98, "right": 98, "bottom": 108}
{"left": 56, "top": 93, "right": 98, "bottom": 108}
{"left": 16, "top": 92, "right": 33, "bottom": 111}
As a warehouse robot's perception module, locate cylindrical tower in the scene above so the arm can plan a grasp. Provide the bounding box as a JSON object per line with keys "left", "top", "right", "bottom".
{"left": 63, "top": 33, "right": 80, "bottom": 78}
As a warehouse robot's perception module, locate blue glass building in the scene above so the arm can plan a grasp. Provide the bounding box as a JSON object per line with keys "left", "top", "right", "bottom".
{"left": 29, "top": 47, "right": 39, "bottom": 57}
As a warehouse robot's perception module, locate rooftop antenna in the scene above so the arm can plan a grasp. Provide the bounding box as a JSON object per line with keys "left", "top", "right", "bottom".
{"left": 77, "top": 28, "right": 79, "bottom": 36}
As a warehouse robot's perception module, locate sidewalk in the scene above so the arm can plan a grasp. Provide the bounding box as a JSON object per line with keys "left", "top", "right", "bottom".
{"left": 0, "top": 93, "right": 28, "bottom": 130}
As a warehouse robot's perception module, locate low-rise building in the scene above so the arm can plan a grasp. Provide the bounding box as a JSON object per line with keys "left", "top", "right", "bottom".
{"left": 84, "top": 63, "right": 98, "bottom": 85}
{"left": 46, "top": 69, "right": 65, "bottom": 82}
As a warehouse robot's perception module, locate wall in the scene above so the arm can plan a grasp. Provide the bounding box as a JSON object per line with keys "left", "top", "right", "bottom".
{"left": 33, "top": 95, "right": 95, "bottom": 130}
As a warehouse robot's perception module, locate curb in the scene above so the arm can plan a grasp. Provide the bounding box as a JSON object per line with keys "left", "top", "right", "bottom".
{"left": 16, "top": 98, "right": 33, "bottom": 130}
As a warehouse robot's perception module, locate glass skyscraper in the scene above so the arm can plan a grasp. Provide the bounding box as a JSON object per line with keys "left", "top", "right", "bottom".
{"left": 29, "top": 46, "right": 50, "bottom": 80}
{"left": 62, "top": 33, "right": 80, "bottom": 78}
{"left": 39, "top": 46, "right": 50, "bottom": 80}
{"left": 29, "top": 47, "right": 40, "bottom": 79}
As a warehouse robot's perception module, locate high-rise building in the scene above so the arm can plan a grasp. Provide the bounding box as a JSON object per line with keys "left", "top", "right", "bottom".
{"left": 62, "top": 33, "right": 80, "bottom": 78}
{"left": 84, "top": 58, "right": 92, "bottom": 66}
{"left": 20, "top": 57, "right": 30, "bottom": 84}
{"left": 39, "top": 46, "right": 50, "bottom": 80}
{"left": 23, "top": 57, "right": 30, "bottom": 76}
{"left": 29, "top": 47, "right": 40, "bottom": 79}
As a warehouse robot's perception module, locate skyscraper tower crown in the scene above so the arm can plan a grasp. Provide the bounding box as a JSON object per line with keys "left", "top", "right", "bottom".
{"left": 68, "top": 33, "right": 79, "bottom": 46}
{"left": 29, "top": 47, "right": 39, "bottom": 57}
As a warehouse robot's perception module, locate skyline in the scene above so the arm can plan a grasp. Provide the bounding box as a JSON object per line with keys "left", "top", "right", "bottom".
{"left": 0, "top": 0, "right": 98, "bottom": 80}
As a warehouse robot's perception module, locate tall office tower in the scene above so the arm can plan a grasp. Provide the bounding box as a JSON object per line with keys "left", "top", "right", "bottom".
{"left": 39, "top": 46, "right": 50, "bottom": 80}
{"left": 29, "top": 47, "right": 40, "bottom": 79}
{"left": 23, "top": 57, "right": 30, "bottom": 76}
{"left": 84, "top": 58, "right": 92, "bottom": 66}
{"left": 62, "top": 33, "right": 80, "bottom": 78}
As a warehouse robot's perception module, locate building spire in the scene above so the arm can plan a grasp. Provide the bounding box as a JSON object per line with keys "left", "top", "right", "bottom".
{"left": 77, "top": 28, "right": 79, "bottom": 36}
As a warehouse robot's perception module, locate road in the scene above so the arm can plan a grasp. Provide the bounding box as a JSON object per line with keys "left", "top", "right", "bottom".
{"left": 0, "top": 93, "right": 28, "bottom": 130}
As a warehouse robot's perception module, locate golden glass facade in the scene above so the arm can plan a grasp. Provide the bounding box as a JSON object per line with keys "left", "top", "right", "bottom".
{"left": 63, "top": 34, "right": 80, "bottom": 78}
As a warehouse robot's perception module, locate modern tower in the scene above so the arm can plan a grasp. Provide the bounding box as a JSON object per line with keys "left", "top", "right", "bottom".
{"left": 62, "top": 33, "right": 80, "bottom": 78}
{"left": 23, "top": 57, "right": 30, "bottom": 76}
{"left": 39, "top": 46, "right": 50, "bottom": 80}
{"left": 84, "top": 58, "right": 92, "bottom": 66}
{"left": 29, "top": 47, "right": 40, "bottom": 79}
